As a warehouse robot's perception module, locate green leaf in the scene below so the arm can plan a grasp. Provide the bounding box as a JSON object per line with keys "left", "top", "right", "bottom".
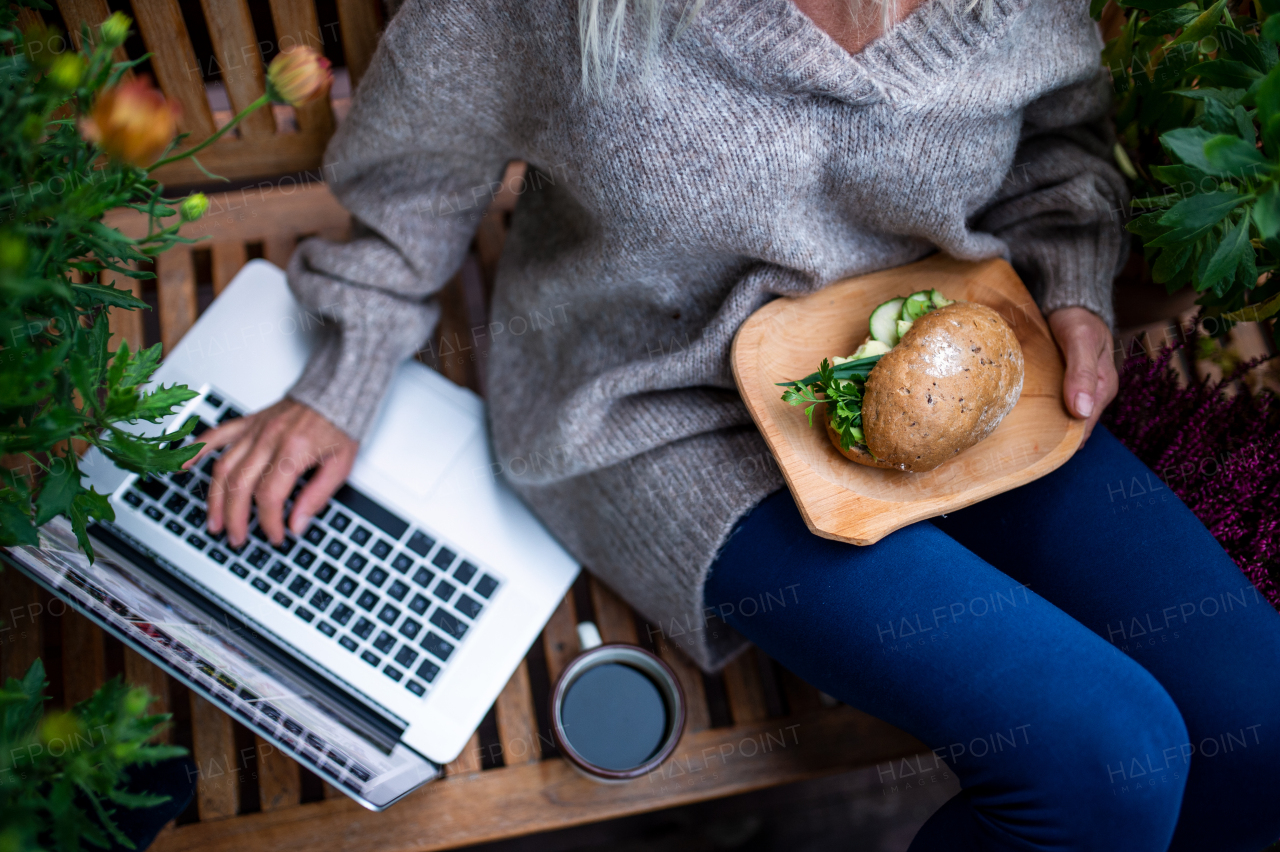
{"left": 1187, "top": 59, "right": 1264, "bottom": 88}
{"left": 1155, "top": 190, "right": 1248, "bottom": 242}
{"left": 1150, "top": 163, "right": 1212, "bottom": 189}
{"left": 1161, "top": 125, "right": 1221, "bottom": 171}
{"left": 1214, "top": 24, "right": 1269, "bottom": 74}
{"left": 95, "top": 427, "right": 201, "bottom": 475}
{"left": 1223, "top": 290, "right": 1280, "bottom": 320}
{"left": 1199, "top": 96, "right": 1243, "bottom": 135}
{"left": 0, "top": 492, "right": 38, "bottom": 547}
{"left": 130, "top": 383, "right": 198, "bottom": 424}
{"left": 1140, "top": 7, "right": 1200, "bottom": 37}
{"left": 1255, "top": 62, "right": 1280, "bottom": 154}
{"left": 1153, "top": 242, "right": 1195, "bottom": 283}
{"left": 1253, "top": 185, "right": 1280, "bottom": 239}
{"left": 69, "top": 488, "right": 113, "bottom": 560}
{"left": 1171, "top": 0, "right": 1229, "bottom": 46}
{"left": 1200, "top": 214, "right": 1252, "bottom": 293}
{"left": 1265, "top": 15, "right": 1280, "bottom": 43}
{"left": 69, "top": 281, "right": 148, "bottom": 310}
{"left": 1119, "top": 0, "right": 1202, "bottom": 11}
{"left": 1203, "top": 134, "right": 1270, "bottom": 178}
{"left": 34, "top": 452, "right": 79, "bottom": 526}
{"left": 1172, "top": 86, "right": 1248, "bottom": 107}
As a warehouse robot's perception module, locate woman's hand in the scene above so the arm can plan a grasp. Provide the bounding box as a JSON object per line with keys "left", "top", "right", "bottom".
{"left": 1047, "top": 307, "right": 1117, "bottom": 443}
{"left": 184, "top": 399, "right": 358, "bottom": 548}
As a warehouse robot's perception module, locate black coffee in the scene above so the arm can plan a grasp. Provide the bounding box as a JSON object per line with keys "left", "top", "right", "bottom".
{"left": 560, "top": 662, "right": 668, "bottom": 771}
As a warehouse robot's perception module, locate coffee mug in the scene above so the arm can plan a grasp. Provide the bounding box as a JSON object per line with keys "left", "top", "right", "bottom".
{"left": 550, "top": 621, "right": 685, "bottom": 782}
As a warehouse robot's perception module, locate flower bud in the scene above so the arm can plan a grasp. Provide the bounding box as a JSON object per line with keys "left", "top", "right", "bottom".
{"left": 179, "top": 192, "right": 209, "bottom": 222}
{"left": 47, "top": 53, "right": 85, "bottom": 91}
{"left": 266, "top": 46, "right": 333, "bottom": 107}
{"left": 123, "top": 687, "right": 151, "bottom": 717}
{"left": 79, "top": 76, "right": 179, "bottom": 168}
{"left": 100, "top": 12, "right": 131, "bottom": 48}
{"left": 39, "top": 711, "right": 82, "bottom": 746}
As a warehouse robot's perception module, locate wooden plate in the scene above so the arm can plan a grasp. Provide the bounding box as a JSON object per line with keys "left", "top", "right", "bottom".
{"left": 731, "top": 254, "right": 1084, "bottom": 545}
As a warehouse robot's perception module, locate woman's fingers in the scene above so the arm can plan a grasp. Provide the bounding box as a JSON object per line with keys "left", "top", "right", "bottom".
{"left": 218, "top": 434, "right": 279, "bottom": 547}
{"left": 289, "top": 442, "right": 358, "bottom": 536}
{"left": 205, "top": 422, "right": 257, "bottom": 535}
{"left": 184, "top": 414, "right": 252, "bottom": 469}
{"left": 1048, "top": 306, "right": 1115, "bottom": 444}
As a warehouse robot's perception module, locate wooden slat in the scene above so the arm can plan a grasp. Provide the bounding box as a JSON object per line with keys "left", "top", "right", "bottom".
{"left": 148, "top": 707, "right": 926, "bottom": 852}
{"left": 0, "top": 570, "right": 43, "bottom": 683}
{"left": 199, "top": 0, "right": 276, "bottom": 138}
{"left": 157, "top": 246, "right": 198, "bottom": 352}
{"left": 211, "top": 241, "right": 248, "bottom": 295}
{"left": 255, "top": 735, "right": 302, "bottom": 811}
{"left": 268, "top": 0, "right": 335, "bottom": 136}
{"left": 780, "top": 668, "right": 824, "bottom": 717}
{"left": 14, "top": 6, "right": 45, "bottom": 31}
{"left": 588, "top": 577, "right": 638, "bottom": 645}
{"left": 656, "top": 642, "right": 711, "bottom": 733}
{"left": 104, "top": 267, "right": 144, "bottom": 352}
{"left": 191, "top": 694, "right": 239, "bottom": 820}
{"left": 335, "top": 0, "right": 381, "bottom": 88}
{"left": 62, "top": 609, "right": 105, "bottom": 707}
{"left": 149, "top": 132, "right": 328, "bottom": 186}
{"left": 123, "top": 649, "right": 171, "bottom": 742}
{"left": 541, "top": 594, "right": 578, "bottom": 685}
{"left": 263, "top": 234, "right": 298, "bottom": 269}
{"left": 493, "top": 661, "right": 540, "bottom": 766}
{"left": 444, "top": 731, "right": 482, "bottom": 777}
{"left": 57, "top": 0, "right": 129, "bottom": 65}
{"left": 106, "top": 183, "right": 349, "bottom": 244}
{"left": 721, "top": 647, "right": 769, "bottom": 725}
{"left": 130, "top": 0, "right": 219, "bottom": 139}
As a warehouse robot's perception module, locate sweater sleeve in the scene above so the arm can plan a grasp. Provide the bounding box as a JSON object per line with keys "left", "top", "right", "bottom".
{"left": 284, "top": 0, "right": 518, "bottom": 440}
{"left": 975, "top": 69, "right": 1131, "bottom": 330}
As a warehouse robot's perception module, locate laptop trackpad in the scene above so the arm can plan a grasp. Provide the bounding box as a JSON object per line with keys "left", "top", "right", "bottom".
{"left": 357, "top": 365, "right": 482, "bottom": 499}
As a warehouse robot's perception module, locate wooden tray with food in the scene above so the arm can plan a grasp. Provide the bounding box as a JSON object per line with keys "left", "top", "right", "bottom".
{"left": 731, "top": 254, "right": 1084, "bottom": 545}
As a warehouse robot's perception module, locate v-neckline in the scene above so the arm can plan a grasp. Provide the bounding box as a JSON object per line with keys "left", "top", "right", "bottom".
{"left": 693, "top": 0, "right": 1032, "bottom": 105}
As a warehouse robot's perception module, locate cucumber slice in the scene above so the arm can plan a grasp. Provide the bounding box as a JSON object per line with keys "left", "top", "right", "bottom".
{"left": 929, "top": 288, "right": 953, "bottom": 308}
{"left": 896, "top": 318, "right": 914, "bottom": 340}
{"left": 869, "top": 297, "right": 907, "bottom": 345}
{"left": 902, "top": 291, "right": 934, "bottom": 321}
{"left": 850, "top": 339, "right": 892, "bottom": 360}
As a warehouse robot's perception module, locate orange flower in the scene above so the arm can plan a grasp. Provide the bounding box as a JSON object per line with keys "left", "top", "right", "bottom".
{"left": 266, "top": 46, "right": 332, "bottom": 107}
{"left": 80, "top": 77, "right": 179, "bottom": 167}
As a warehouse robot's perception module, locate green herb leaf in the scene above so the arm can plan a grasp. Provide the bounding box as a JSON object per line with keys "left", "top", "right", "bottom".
{"left": 1200, "top": 214, "right": 1252, "bottom": 294}
{"left": 33, "top": 452, "right": 78, "bottom": 526}
{"left": 1203, "top": 134, "right": 1270, "bottom": 178}
{"left": 1171, "top": 0, "right": 1229, "bottom": 47}
{"left": 1253, "top": 185, "right": 1280, "bottom": 239}
{"left": 1154, "top": 190, "right": 1248, "bottom": 243}
{"left": 1186, "top": 59, "right": 1265, "bottom": 89}
{"left": 1139, "top": 7, "right": 1200, "bottom": 38}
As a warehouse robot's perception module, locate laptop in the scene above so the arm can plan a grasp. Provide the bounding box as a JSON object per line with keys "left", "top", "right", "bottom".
{"left": 2, "top": 260, "right": 579, "bottom": 811}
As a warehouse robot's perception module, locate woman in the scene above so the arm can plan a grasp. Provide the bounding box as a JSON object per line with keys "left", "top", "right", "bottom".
{"left": 188, "top": 0, "right": 1280, "bottom": 849}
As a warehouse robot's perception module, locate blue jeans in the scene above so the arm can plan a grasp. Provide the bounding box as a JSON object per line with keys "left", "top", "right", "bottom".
{"left": 704, "top": 426, "right": 1280, "bottom": 852}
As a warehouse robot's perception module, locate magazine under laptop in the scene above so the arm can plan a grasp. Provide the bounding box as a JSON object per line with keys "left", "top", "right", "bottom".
{"left": 3, "top": 516, "right": 439, "bottom": 811}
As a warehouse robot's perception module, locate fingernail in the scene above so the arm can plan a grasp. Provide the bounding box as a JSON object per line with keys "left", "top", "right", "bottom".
{"left": 1074, "top": 391, "right": 1094, "bottom": 418}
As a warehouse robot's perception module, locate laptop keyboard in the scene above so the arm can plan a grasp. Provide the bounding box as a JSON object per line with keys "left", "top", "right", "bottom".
{"left": 113, "top": 389, "right": 502, "bottom": 701}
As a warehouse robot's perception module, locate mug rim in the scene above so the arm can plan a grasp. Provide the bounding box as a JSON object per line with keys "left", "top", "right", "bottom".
{"left": 550, "top": 643, "right": 686, "bottom": 782}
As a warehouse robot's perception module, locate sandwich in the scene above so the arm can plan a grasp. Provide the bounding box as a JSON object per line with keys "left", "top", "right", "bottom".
{"left": 779, "top": 290, "right": 1024, "bottom": 473}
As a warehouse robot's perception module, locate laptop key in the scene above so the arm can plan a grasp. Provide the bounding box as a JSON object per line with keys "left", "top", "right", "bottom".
{"left": 474, "top": 575, "right": 499, "bottom": 599}
{"left": 360, "top": 651, "right": 380, "bottom": 667}
{"left": 391, "top": 553, "right": 414, "bottom": 573}
{"left": 351, "top": 526, "right": 372, "bottom": 546}
{"left": 122, "top": 491, "right": 143, "bottom": 508}
{"left": 371, "top": 540, "right": 392, "bottom": 559}
{"left": 293, "top": 548, "right": 316, "bottom": 569}
{"left": 411, "top": 568, "right": 433, "bottom": 588}
{"left": 317, "top": 621, "right": 336, "bottom": 637}
{"left": 352, "top": 618, "right": 375, "bottom": 640}
{"left": 398, "top": 618, "right": 421, "bottom": 640}
{"left": 429, "top": 609, "right": 468, "bottom": 641}
{"left": 201, "top": 456, "right": 218, "bottom": 476}
{"left": 190, "top": 479, "right": 209, "bottom": 502}
{"left": 455, "top": 595, "right": 483, "bottom": 619}
{"left": 295, "top": 607, "right": 314, "bottom": 623}
{"left": 205, "top": 391, "right": 224, "bottom": 408}
{"left": 228, "top": 563, "right": 249, "bottom": 579}
{"left": 164, "top": 493, "right": 189, "bottom": 514}
{"left": 406, "top": 680, "right": 427, "bottom": 696}
{"left": 356, "top": 590, "right": 378, "bottom": 611}
{"left": 433, "top": 579, "right": 456, "bottom": 602}
{"left": 372, "top": 631, "right": 396, "bottom": 653}
{"left": 186, "top": 534, "right": 207, "bottom": 551}
{"left": 314, "top": 562, "right": 338, "bottom": 583}
{"left": 144, "top": 506, "right": 163, "bottom": 522}
{"left": 165, "top": 520, "right": 185, "bottom": 537}
{"left": 272, "top": 592, "right": 293, "bottom": 608}
{"left": 136, "top": 476, "right": 167, "bottom": 500}
{"left": 387, "top": 581, "right": 409, "bottom": 602}
{"left": 345, "top": 553, "right": 367, "bottom": 573}
{"left": 376, "top": 604, "right": 399, "bottom": 625}
{"left": 313, "top": 503, "right": 330, "bottom": 520}
{"left": 185, "top": 506, "right": 207, "bottom": 528}
{"left": 394, "top": 647, "right": 418, "bottom": 667}
{"left": 267, "top": 562, "right": 291, "bottom": 584}
{"left": 406, "top": 531, "right": 435, "bottom": 557}
{"left": 272, "top": 535, "right": 297, "bottom": 556}
{"left": 251, "top": 578, "right": 270, "bottom": 594}
{"left": 408, "top": 594, "right": 429, "bottom": 615}
{"left": 288, "top": 576, "right": 312, "bottom": 597}
{"left": 454, "top": 561, "right": 478, "bottom": 585}
{"left": 208, "top": 549, "right": 228, "bottom": 564}
{"left": 338, "top": 636, "right": 358, "bottom": 652}
{"left": 227, "top": 538, "right": 249, "bottom": 556}
{"left": 332, "top": 604, "right": 354, "bottom": 626}
{"left": 310, "top": 590, "right": 333, "bottom": 611}
{"left": 218, "top": 406, "right": 242, "bottom": 423}
{"left": 431, "top": 548, "right": 456, "bottom": 570}
{"left": 416, "top": 660, "right": 441, "bottom": 683}
{"left": 329, "top": 512, "right": 351, "bottom": 532}
{"left": 335, "top": 576, "right": 358, "bottom": 597}
{"left": 420, "top": 632, "right": 454, "bottom": 661}
{"left": 366, "top": 568, "right": 389, "bottom": 588}
{"left": 247, "top": 548, "right": 271, "bottom": 569}
{"left": 324, "top": 540, "right": 347, "bottom": 559}
{"left": 303, "top": 525, "right": 326, "bottom": 545}
{"left": 382, "top": 665, "right": 402, "bottom": 682}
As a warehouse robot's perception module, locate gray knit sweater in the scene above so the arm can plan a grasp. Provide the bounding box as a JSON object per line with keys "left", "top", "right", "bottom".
{"left": 286, "top": 0, "right": 1128, "bottom": 672}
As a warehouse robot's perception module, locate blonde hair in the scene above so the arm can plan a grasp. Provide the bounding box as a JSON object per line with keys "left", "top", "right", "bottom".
{"left": 578, "top": 0, "right": 993, "bottom": 92}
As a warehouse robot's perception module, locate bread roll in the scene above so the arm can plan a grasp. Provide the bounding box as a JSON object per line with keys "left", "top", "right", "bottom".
{"left": 833, "top": 302, "right": 1023, "bottom": 473}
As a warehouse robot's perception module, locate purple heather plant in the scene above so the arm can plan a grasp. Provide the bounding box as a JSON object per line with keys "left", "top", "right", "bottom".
{"left": 1104, "top": 330, "right": 1280, "bottom": 608}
